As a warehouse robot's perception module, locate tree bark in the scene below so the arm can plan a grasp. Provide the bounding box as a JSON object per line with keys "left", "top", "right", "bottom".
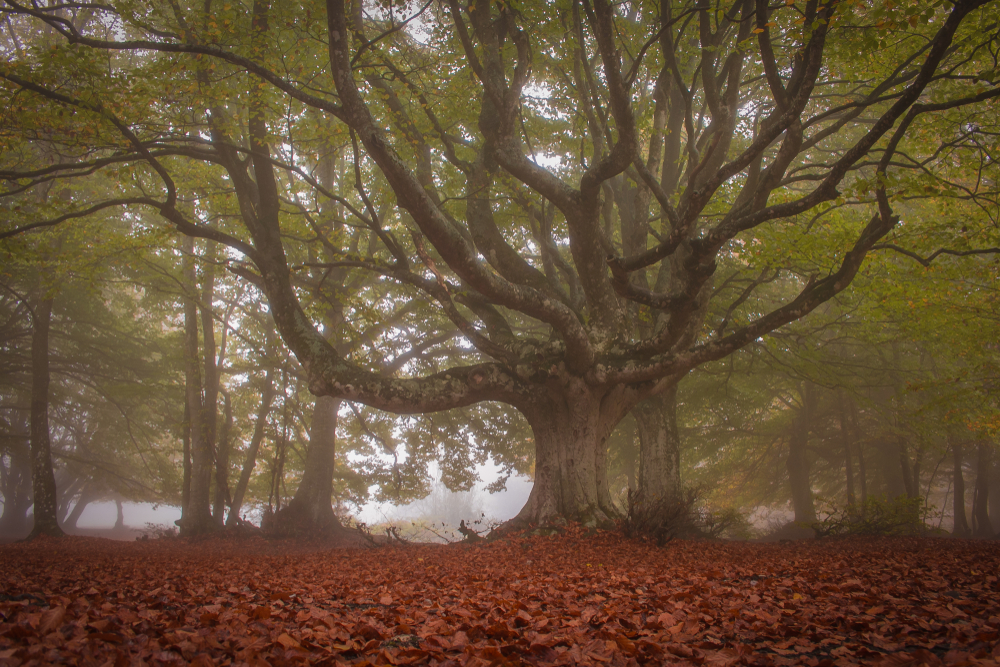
{"left": 28, "top": 295, "right": 63, "bottom": 539}
{"left": 228, "top": 371, "right": 276, "bottom": 526}
{"left": 634, "top": 383, "right": 681, "bottom": 503}
{"left": 272, "top": 395, "right": 341, "bottom": 534}
{"left": 989, "top": 453, "right": 1000, "bottom": 537}
{"left": 177, "top": 237, "right": 215, "bottom": 536}
{"left": 972, "top": 442, "right": 992, "bottom": 537}
{"left": 213, "top": 391, "right": 233, "bottom": 525}
{"left": 511, "top": 379, "right": 635, "bottom": 528}
{"left": 786, "top": 383, "right": 816, "bottom": 524}
{"left": 63, "top": 484, "right": 98, "bottom": 530}
{"left": 838, "top": 391, "right": 856, "bottom": 505}
{"left": 952, "top": 441, "right": 970, "bottom": 537}
{"left": 201, "top": 241, "right": 221, "bottom": 523}
{"left": 0, "top": 443, "right": 33, "bottom": 538}
{"left": 114, "top": 498, "right": 125, "bottom": 530}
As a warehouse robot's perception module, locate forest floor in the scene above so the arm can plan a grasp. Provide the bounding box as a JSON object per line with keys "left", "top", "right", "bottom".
{"left": 1, "top": 528, "right": 998, "bottom": 666}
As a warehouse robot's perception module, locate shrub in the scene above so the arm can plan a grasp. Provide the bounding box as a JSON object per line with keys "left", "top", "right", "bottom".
{"left": 812, "top": 495, "right": 931, "bottom": 537}
{"left": 619, "top": 487, "right": 747, "bottom": 545}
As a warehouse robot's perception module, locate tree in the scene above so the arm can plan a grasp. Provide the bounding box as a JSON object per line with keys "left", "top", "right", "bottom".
{"left": 2, "top": 0, "right": 999, "bottom": 528}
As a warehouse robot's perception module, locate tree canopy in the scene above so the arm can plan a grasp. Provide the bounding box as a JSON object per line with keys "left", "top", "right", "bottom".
{"left": 2, "top": 0, "right": 999, "bottom": 530}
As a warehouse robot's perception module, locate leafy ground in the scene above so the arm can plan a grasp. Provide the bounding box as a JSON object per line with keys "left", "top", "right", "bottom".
{"left": 1, "top": 528, "right": 998, "bottom": 666}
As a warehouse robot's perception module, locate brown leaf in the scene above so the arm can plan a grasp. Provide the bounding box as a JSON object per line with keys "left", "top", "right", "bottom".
{"left": 38, "top": 605, "right": 65, "bottom": 634}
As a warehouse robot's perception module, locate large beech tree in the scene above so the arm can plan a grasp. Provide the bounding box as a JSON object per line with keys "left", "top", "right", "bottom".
{"left": 2, "top": 0, "right": 999, "bottom": 527}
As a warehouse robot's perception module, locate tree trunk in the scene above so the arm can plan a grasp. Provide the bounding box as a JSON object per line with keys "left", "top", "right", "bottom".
{"left": 201, "top": 241, "right": 221, "bottom": 520}
{"left": 271, "top": 395, "right": 341, "bottom": 534}
{"left": 213, "top": 391, "right": 233, "bottom": 525}
{"left": 177, "top": 237, "right": 215, "bottom": 536}
{"left": 63, "top": 484, "right": 98, "bottom": 531}
{"left": 114, "top": 498, "right": 125, "bottom": 530}
{"left": 898, "top": 436, "right": 917, "bottom": 498}
{"left": 0, "top": 444, "right": 33, "bottom": 539}
{"left": 952, "top": 442, "right": 970, "bottom": 537}
{"left": 28, "top": 295, "right": 63, "bottom": 539}
{"left": 511, "top": 379, "right": 633, "bottom": 528}
{"left": 227, "top": 371, "right": 276, "bottom": 526}
{"left": 838, "top": 391, "right": 856, "bottom": 506}
{"left": 786, "top": 384, "right": 816, "bottom": 524}
{"left": 876, "top": 436, "right": 908, "bottom": 498}
{"left": 972, "top": 442, "right": 992, "bottom": 537}
{"left": 989, "top": 453, "right": 1000, "bottom": 537}
{"left": 634, "top": 383, "right": 681, "bottom": 503}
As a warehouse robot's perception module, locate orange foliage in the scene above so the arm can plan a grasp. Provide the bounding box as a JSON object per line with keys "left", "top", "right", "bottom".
{"left": 1, "top": 529, "right": 999, "bottom": 666}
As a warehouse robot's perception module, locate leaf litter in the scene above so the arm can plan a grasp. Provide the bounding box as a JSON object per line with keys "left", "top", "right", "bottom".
{"left": 1, "top": 527, "right": 998, "bottom": 666}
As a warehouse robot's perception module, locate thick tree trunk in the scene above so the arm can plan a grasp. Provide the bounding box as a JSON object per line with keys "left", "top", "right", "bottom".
{"left": 511, "top": 379, "right": 633, "bottom": 528}
{"left": 634, "top": 383, "right": 681, "bottom": 503}
{"left": 952, "top": 442, "right": 970, "bottom": 537}
{"left": 271, "top": 396, "right": 341, "bottom": 534}
{"left": 972, "top": 442, "right": 992, "bottom": 537}
{"left": 227, "top": 371, "right": 276, "bottom": 526}
{"left": 786, "top": 384, "right": 816, "bottom": 524}
{"left": 28, "top": 296, "right": 63, "bottom": 539}
{"left": 177, "top": 238, "right": 215, "bottom": 536}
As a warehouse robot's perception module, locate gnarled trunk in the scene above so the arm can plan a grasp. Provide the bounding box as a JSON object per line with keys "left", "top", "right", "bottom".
{"left": 512, "top": 378, "right": 635, "bottom": 528}
{"left": 634, "top": 383, "right": 681, "bottom": 503}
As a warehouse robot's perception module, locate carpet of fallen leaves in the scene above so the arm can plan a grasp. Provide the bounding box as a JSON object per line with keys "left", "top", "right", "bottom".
{"left": 1, "top": 528, "right": 999, "bottom": 667}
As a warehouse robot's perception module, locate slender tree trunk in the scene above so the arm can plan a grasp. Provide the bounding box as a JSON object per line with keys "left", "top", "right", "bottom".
{"left": 989, "top": 453, "right": 1000, "bottom": 537}
{"left": 201, "top": 241, "right": 220, "bottom": 515}
{"left": 876, "top": 436, "right": 908, "bottom": 498}
{"left": 786, "top": 384, "right": 816, "bottom": 524}
{"left": 228, "top": 371, "right": 276, "bottom": 526}
{"left": 57, "top": 476, "right": 84, "bottom": 525}
{"left": 213, "top": 391, "right": 233, "bottom": 525}
{"left": 512, "top": 379, "right": 634, "bottom": 528}
{"left": 177, "top": 237, "right": 215, "bottom": 536}
{"left": 898, "top": 436, "right": 917, "bottom": 498}
{"left": 972, "top": 442, "right": 992, "bottom": 537}
{"left": 114, "top": 499, "right": 125, "bottom": 530}
{"left": 62, "top": 484, "right": 97, "bottom": 531}
{"left": 953, "top": 442, "right": 970, "bottom": 537}
{"left": 634, "top": 383, "right": 681, "bottom": 503}
{"left": 181, "top": 400, "right": 191, "bottom": 516}
{"left": 28, "top": 295, "right": 63, "bottom": 539}
{"left": 838, "top": 391, "right": 856, "bottom": 506}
